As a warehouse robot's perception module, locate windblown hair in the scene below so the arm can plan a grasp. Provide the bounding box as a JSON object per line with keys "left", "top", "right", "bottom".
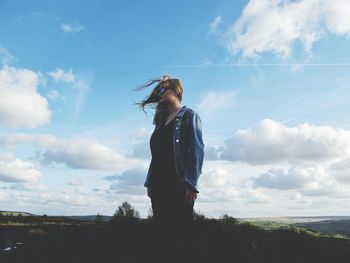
{"left": 133, "top": 75, "right": 183, "bottom": 126}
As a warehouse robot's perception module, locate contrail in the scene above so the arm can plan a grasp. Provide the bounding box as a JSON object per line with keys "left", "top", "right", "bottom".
{"left": 146, "top": 63, "right": 350, "bottom": 69}
{"left": 280, "top": 83, "right": 350, "bottom": 124}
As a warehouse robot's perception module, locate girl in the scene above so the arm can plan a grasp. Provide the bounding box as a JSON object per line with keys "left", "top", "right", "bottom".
{"left": 134, "top": 75, "right": 205, "bottom": 263}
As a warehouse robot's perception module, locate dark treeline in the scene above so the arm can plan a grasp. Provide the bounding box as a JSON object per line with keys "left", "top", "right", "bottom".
{"left": 1, "top": 202, "right": 350, "bottom": 263}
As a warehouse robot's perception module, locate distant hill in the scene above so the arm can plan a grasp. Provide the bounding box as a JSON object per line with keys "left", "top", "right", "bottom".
{"left": 294, "top": 219, "right": 350, "bottom": 238}
{"left": 0, "top": 211, "right": 112, "bottom": 222}
{"left": 63, "top": 215, "right": 112, "bottom": 222}
{"left": 0, "top": 211, "right": 39, "bottom": 217}
{"left": 238, "top": 216, "right": 350, "bottom": 224}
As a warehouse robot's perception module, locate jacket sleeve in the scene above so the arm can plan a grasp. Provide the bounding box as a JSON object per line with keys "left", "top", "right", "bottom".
{"left": 182, "top": 110, "right": 205, "bottom": 193}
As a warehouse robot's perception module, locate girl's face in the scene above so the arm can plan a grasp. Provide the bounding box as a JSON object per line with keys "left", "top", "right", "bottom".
{"left": 159, "top": 88, "right": 178, "bottom": 105}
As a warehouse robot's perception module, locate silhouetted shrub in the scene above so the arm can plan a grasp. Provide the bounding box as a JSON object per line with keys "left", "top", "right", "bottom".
{"left": 220, "top": 213, "right": 238, "bottom": 226}
{"left": 95, "top": 213, "right": 103, "bottom": 223}
{"left": 193, "top": 209, "right": 206, "bottom": 221}
{"left": 110, "top": 201, "right": 140, "bottom": 223}
{"left": 146, "top": 208, "right": 153, "bottom": 219}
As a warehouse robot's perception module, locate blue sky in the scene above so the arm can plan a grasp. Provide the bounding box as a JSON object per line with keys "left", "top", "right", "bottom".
{"left": 1, "top": 0, "right": 350, "bottom": 218}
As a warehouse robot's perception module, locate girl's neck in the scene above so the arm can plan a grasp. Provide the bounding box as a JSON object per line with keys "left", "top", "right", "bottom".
{"left": 167, "top": 103, "right": 182, "bottom": 115}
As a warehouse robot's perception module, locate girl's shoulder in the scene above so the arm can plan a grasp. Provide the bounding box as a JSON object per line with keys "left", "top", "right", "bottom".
{"left": 182, "top": 107, "right": 200, "bottom": 120}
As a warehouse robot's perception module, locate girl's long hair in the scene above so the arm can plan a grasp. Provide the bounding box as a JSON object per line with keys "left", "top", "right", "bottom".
{"left": 133, "top": 75, "right": 183, "bottom": 126}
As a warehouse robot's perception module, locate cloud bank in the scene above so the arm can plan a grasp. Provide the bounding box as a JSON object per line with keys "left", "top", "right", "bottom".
{"left": 223, "top": 0, "right": 350, "bottom": 58}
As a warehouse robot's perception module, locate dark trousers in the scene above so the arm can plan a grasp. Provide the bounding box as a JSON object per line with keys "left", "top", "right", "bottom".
{"left": 150, "top": 183, "right": 195, "bottom": 263}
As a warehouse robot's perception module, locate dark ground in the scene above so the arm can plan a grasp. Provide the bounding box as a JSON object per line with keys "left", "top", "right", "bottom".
{"left": 1, "top": 216, "right": 350, "bottom": 263}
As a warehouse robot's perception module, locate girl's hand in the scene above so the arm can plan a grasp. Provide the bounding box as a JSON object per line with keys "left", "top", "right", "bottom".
{"left": 185, "top": 188, "right": 197, "bottom": 204}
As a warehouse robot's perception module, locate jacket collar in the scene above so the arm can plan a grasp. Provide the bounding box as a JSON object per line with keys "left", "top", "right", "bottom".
{"left": 176, "top": 105, "right": 188, "bottom": 117}
{"left": 155, "top": 105, "right": 188, "bottom": 129}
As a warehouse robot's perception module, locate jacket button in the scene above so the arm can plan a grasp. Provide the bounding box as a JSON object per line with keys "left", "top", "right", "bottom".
{"left": 176, "top": 139, "right": 179, "bottom": 142}
{"left": 176, "top": 118, "right": 179, "bottom": 121}
{"left": 175, "top": 127, "right": 178, "bottom": 129}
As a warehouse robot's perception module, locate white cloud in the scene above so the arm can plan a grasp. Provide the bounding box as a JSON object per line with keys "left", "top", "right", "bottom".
{"left": 0, "top": 45, "right": 16, "bottom": 66}
{"left": 201, "top": 166, "right": 231, "bottom": 188}
{"left": 35, "top": 137, "right": 138, "bottom": 170}
{"left": 298, "top": 180, "right": 348, "bottom": 197}
{"left": 243, "top": 187, "right": 273, "bottom": 204}
{"left": 2, "top": 133, "right": 55, "bottom": 149}
{"left": 328, "top": 159, "right": 350, "bottom": 184}
{"left": 104, "top": 167, "right": 147, "bottom": 195}
{"left": 72, "top": 73, "right": 92, "bottom": 117}
{"left": 47, "top": 67, "right": 93, "bottom": 118}
{"left": 61, "top": 22, "right": 85, "bottom": 34}
{"left": 67, "top": 179, "right": 84, "bottom": 186}
{"left": 13, "top": 186, "right": 131, "bottom": 216}
{"left": 252, "top": 163, "right": 350, "bottom": 197}
{"left": 287, "top": 192, "right": 309, "bottom": 204}
{"left": 0, "top": 154, "right": 41, "bottom": 183}
{"left": 0, "top": 66, "right": 51, "bottom": 128}
{"left": 0, "top": 190, "right": 11, "bottom": 203}
{"left": 47, "top": 89, "right": 64, "bottom": 101}
{"left": 324, "top": 0, "right": 350, "bottom": 36}
{"left": 41, "top": 188, "right": 100, "bottom": 208}
{"left": 197, "top": 90, "right": 236, "bottom": 115}
{"left": 0, "top": 133, "right": 33, "bottom": 150}
{"left": 128, "top": 127, "right": 149, "bottom": 141}
{"left": 8, "top": 182, "right": 48, "bottom": 192}
{"left": 130, "top": 142, "right": 150, "bottom": 159}
{"left": 49, "top": 68, "right": 76, "bottom": 82}
{"left": 252, "top": 166, "right": 328, "bottom": 190}
{"left": 198, "top": 161, "right": 272, "bottom": 205}
{"left": 204, "top": 145, "right": 221, "bottom": 160}
{"left": 0, "top": 133, "right": 139, "bottom": 171}
{"left": 223, "top": 0, "right": 350, "bottom": 58}
{"left": 208, "top": 15, "right": 222, "bottom": 35}
{"left": 219, "top": 119, "right": 350, "bottom": 165}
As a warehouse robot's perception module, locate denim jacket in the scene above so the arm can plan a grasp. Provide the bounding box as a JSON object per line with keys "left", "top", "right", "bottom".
{"left": 144, "top": 105, "right": 205, "bottom": 193}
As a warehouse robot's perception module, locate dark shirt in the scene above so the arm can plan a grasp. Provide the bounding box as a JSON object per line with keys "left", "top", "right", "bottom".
{"left": 149, "top": 117, "right": 180, "bottom": 189}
